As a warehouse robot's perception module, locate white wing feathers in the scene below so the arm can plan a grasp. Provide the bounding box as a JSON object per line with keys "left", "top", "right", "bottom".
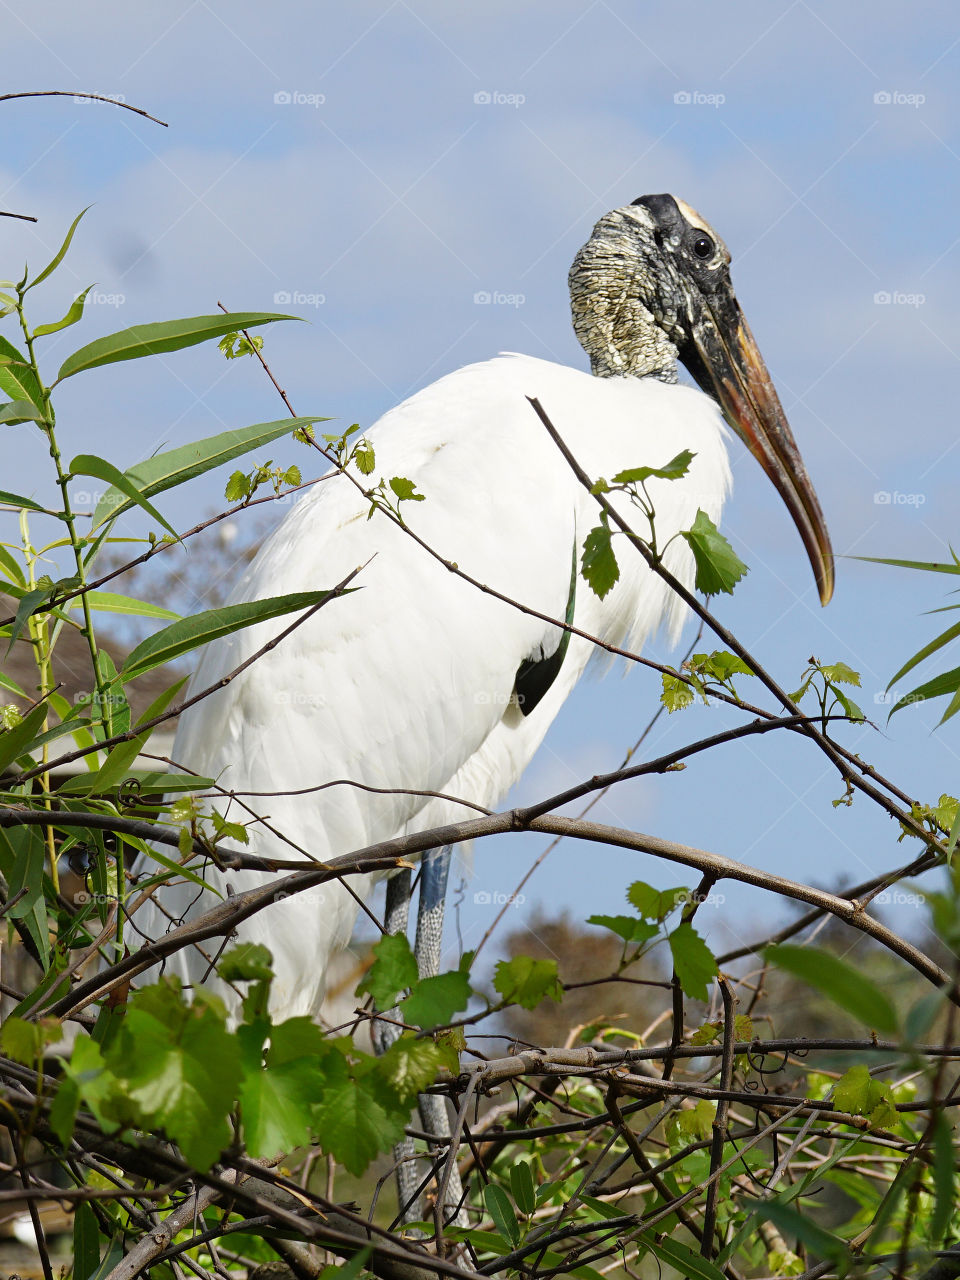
{"left": 132, "top": 354, "right": 730, "bottom": 1019}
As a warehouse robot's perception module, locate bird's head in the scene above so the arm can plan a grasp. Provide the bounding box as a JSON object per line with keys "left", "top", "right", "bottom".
{"left": 569, "top": 193, "right": 834, "bottom": 605}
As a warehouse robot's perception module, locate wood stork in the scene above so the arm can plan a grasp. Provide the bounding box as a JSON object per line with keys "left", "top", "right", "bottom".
{"left": 132, "top": 193, "right": 833, "bottom": 1026}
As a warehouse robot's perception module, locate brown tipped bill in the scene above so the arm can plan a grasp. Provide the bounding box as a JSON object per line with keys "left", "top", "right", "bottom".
{"left": 680, "top": 297, "right": 834, "bottom": 605}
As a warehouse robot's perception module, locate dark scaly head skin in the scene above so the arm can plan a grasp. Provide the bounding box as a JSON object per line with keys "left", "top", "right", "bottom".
{"left": 569, "top": 194, "right": 834, "bottom": 605}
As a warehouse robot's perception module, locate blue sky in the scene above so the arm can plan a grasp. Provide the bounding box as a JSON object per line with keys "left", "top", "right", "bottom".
{"left": 2, "top": 1, "right": 959, "bottom": 975}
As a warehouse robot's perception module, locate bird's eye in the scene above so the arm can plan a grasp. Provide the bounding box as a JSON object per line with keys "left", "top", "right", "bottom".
{"left": 692, "top": 235, "right": 714, "bottom": 260}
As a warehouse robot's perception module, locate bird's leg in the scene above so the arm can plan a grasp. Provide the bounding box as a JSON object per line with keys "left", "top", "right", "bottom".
{"left": 371, "top": 868, "right": 424, "bottom": 1224}
{"left": 413, "top": 845, "right": 468, "bottom": 1228}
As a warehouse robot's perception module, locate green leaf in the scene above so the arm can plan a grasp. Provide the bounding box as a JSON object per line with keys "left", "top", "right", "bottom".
{"left": 26, "top": 207, "right": 91, "bottom": 292}
{"left": 109, "top": 981, "right": 239, "bottom": 1171}
{"left": 746, "top": 1200, "right": 846, "bottom": 1264}
{"left": 0, "top": 701, "right": 47, "bottom": 772}
{"left": 834, "top": 1064, "right": 888, "bottom": 1117}
{"left": 587, "top": 914, "right": 659, "bottom": 944}
{"left": 80, "top": 733, "right": 150, "bottom": 795}
{"left": 855, "top": 554, "right": 960, "bottom": 576}
{"left": 402, "top": 970, "right": 471, "bottom": 1026}
{"left": 83, "top": 591, "right": 179, "bottom": 620}
{"left": 91, "top": 417, "right": 326, "bottom": 530}
{"left": 510, "top": 1159, "right": 536, "bottom": 1216}
{"left": 377, "top": 1035, "right": 448, "bottom": 1103}
{"left": 354, "top": 439, "right": 375, "bottom": 475}
{"left": 891, "top": 664, "right": 960, "bottom": 722}
{"left": 0, "top": 336, "right": 44, "bottom": 417}
{"left": 637, "top": 1232, "right": 726, "bottom": 1280}
{"left": 57, "top": 312, "right": 300, "bottom": 382}
{"left": 581, "top": 516, "right": 619, "bottom": 599}
{"left": 70, "top": 454, "right": 179, "bottom": 541}
{"left": 219, "top": 944, "right": 275, "bottom": 984}
{"left": 819, "top": 661, "right": 861, "bottom": 687}
{"left": 661, "top": 672, "right": 696, "bottom": 712}
{"left": 611, "top": 449, "right": 696, "bottom": 485}
{"left": 312, "top": 1061, "right": 407, "bottom": 1176}
{"left": 627, "top": 881, "right": 689, "bottom": 921}
{"left": 668, "top": 923, "right": 717, "bottom": 1001}
{"left": 766, "top": 944, "right": 898, "bottom": 1034}
{"left": 676, "top": 1098, "right": 716, "bottom": 1140}
{"left": 932, "top": 1110, "right": 955, "bottom": 1241}
{"left": 8, "top": 585, "right": 52, "bottom": 652}
{"left": 73, "top": 1200, "right": 102, "bottom": 1280}
{"left": 238, "top": 1022, "right": 320, "bottom": 1159}
{"left": 889, "top": 616, "right": 960, "bottom": 688}
{"left": 492, "top": 955, "right": 562, "bottom": 1010}
{"left": 691, "top": 650, "right": 755, "bottom": 681}
{"left": 483, "top": 1183, "right": 520, "bottom": 1247}
{"left": 358, "top": 931, "right": 419, "bottom": 1009}
{"left": 0, "top": 1015, "right": 45, "bottom": 1064}
{"left": 680, "top": 509, "right": 748, "bottom": 595}
{"left": 121, "top": 589, "right": 350, "bottom": 682}
{"left": 389, "top": 476, "right": 424, "bottom": 502}
{"left": 0, "top": 488, "right": 46, "bottom": 513}
{"left": 224, "top": 470, "right": 251, "bottom": 502}
{"left": 33, "top": 285, "right": 93, "bottom": 337}
{"left": 0, "top": 398, "right": 47, "bottom": 424}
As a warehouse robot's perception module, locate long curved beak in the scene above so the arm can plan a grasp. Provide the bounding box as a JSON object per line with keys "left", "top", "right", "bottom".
{"left": 679, "top": 296, "right": 834, "bottom": 606}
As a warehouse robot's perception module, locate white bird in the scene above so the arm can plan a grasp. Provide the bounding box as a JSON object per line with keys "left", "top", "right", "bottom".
{"left": 132, "top": 194, "right": 833, "bottom": 1024}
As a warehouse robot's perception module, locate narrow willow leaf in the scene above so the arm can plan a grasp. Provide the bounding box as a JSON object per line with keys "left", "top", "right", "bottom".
{"left": 888, "top": 617, "right": 960, "bottom": 690}
{"left": 0, "top": 702, "right": 47, "bottom": 772}
{"left": 0, "top": 488, "right": 47, "bottom": 513}
{"left": 637, "top": 1232, "right": 726, "bottom": 1280}
{"left": 483, "top": 1183, "right": 520, "bottom": 1247}
{"left": 0, "top": 544, "right": 25, "bottom": 586}
{"left": 0, "top": 399, "right": 47, "bottom": 424}
{"left": 121, "top": 589, "right": 351, "bottom": 681}
{"left": 510, "top": 1160, "right": 536, "bottom": 1216}
{"left": 70, "top": 453, "right": 179, "bottom": 541}
{"left": 890, "top": 665, "right": 960, "bottom": 720}
{"left": 932, "top": 1111, "right": 955, "bottom": 1241}
{"left": 91, "top": 417, "right": 326, "bottom": 530}
{"left": 82, "top": 591, "right": 179, "bottom": 621}
{"left": 855, "top": 554, "right": 960, "bottom": 576}
{"left": 766, "top": 944, "right": 898, "bottom": 1034}
{"left": 26, "top": 207, "right": 92, "bottom": 291}
{"left": 72, "top": 1201, "right": 102, "bottom": 1280}
{"left": 0, "top": 336, "right": 45, "bottom": 416}
{"left": 57, "top": 312, "right": 299, "bottom": 382}
{"left": 33, "top": 285, "right": 94, "bottom": 338}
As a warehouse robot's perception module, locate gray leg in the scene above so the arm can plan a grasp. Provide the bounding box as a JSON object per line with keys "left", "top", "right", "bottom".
{"left": 371, "top": 869, "right": 424, "bottom": 1224}
{"left": 413, "top": 846, "right": 467, "bottom": 1227}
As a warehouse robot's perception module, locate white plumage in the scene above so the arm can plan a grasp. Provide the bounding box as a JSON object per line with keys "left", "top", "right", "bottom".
{"left": 131, "top": 194, "right": 832, "bottom": 1023}
{"left": 134, "top": 355, "right": 729, "bottom": 1018}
